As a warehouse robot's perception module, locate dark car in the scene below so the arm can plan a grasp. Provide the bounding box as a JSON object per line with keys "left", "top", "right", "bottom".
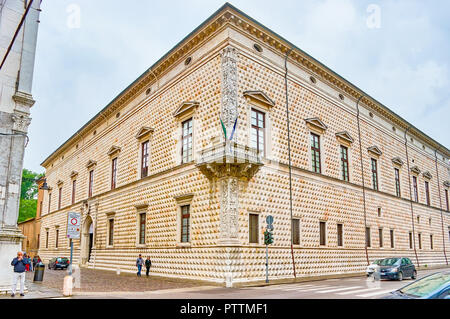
{"left": 379, "top": 257, "right": 417, "bottom": 281}
{"left": 382, "top": 271, "right": 450, "bottom": 299}
{"left": 48, "top": 257, "right": 70, "bottom": 270}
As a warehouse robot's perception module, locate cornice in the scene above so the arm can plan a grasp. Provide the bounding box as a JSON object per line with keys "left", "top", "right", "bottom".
{"left": 41, "top": 3, "right": 450, "bottom": 168}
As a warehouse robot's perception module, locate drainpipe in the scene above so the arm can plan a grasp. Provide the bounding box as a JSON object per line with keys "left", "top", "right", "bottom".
{"left": 284, "top": 47, "right": 296, "bottom": 278}
{"left": 404, "top": 126, "right": 420, "bottom": 267}
{"left": 355, "top": 96, "right": 370, "bottom": 266}
{"left": 434, "top": 147, "right": 448, "bottom": 265}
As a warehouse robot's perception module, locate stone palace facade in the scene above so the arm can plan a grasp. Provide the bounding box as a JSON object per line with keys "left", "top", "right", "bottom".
{"left": 37, "top": 4, "right": 450, "bottom": 286}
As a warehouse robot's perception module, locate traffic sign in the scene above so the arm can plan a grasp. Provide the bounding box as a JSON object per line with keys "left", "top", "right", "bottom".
{"left": 67, "top": 212, "right": 81, "bottom": 239}
{"left": 266, "top": 215, "right": 274, "bottom": 226}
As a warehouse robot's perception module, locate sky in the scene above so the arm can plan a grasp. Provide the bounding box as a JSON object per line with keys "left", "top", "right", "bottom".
{"left": 25, "top": 0, "right": 450, "bottom": 173}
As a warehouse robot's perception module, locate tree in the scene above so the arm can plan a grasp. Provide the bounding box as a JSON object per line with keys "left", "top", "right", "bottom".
{"left": 18, "top": 169, "right": 43, "bottom": 223}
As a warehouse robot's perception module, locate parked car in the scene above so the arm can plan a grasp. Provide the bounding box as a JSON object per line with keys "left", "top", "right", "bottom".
{"left": 379, "top": 257, "right": 417, "bottom": 281}
{"left": 48, "top": 257, "right": 70, "bottom": 270}
{"left": 382, "top": 271, "right": 450, "bottom": 299}
{"left": 366, "top": 259, "right": 383, "bottom": 276}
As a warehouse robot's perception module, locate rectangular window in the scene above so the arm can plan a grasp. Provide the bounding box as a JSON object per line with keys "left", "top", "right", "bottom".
{"left": 88, "top": 170, "right": 94, "bottom": 198}
{"left": 249, "top": 213, "right": 259, "bottom": 244}
{"left": 446, "top": 190, "right": 449, "bottom": 211}
{"left": 409, "top": 232, "right": 413, "bottom": 249}
{"left": 371, "top": 159, "right": 378, "bottom": 191}
{"left": 108, "top": 219, "right": 114, "bottom": 246}
{"left": 58, "top": 187, "right": 62, "bottom": 210}
{"left": 319, "top": 221, "right": 326, "bottom": 246}
{"left": 337, "top": 224, "right": 343, "bottom": 247}
{"left": 366, "top": 227, "right": 371, "bottom": 248}
{"left": 394, "top": 168, "right": 401, "bottom": 197}
{"left": 311, "top": 133, "right": 321, "bottom": 174}
{"left": 340, "top": 146, "right": 349, "bottom": 182}
{"left": 72, "top": 180, "right": 76, "bottom": 204}
{"left": 425, "top": 181, "right": 430, "bottom": 206}
{"left": 111, "top": 157, "right": 118, "bottom": 190}
{"left": 378, "top": 228, "right": 383, "bottom": 247}
{"left": 39, "top": 200, "right": 43, "bottom": 215}
{"left": 181, "top": 119, "right": 193, "bottom": 164}
{"left": 292, "top": 219, "right": 300, "bottom": 245}
{"left": 55, "top": 229, "right": 59, "bottom": 248}
{"left": 390, "top": 229, "right": 395, "bottom": 248}
{"left": 430, "top": 234, "right": 433, "bottom": 250}
{"left": 46, "top": 231, "right": 49, "bottom": 249}
{"left": 48, "top": 193, "right": 51, "bottom": 214}
{"left": 181, "top": 205, "right": 190, "bottom": 243}
{"left": 139, "top": 212, "right": 146, "bottom": 245}
{"left": 37, "top": 234, "right": 40, "bottom": 249}
{"left": 413, "top": 176, "right": 418, "bottom": 202}
{"left": 141, "top": 141, "right": 149, "bottom": 178}
{"left": 250, "top": 109, "right": 265, "bottom": 156}
{"left": 418, "top": 233, "right": 422, "bottom": 249}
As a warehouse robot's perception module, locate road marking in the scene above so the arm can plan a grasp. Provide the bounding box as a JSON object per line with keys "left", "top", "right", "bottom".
{"left": 357, "top": 289, "right": 395, "bottom": 298}
{"left": 264, "top": 284, "right": 316, "bottom": 290}
{"left": 315, "top": 286, "right": 363, "bottom": 294}
{"left": 285, "top": 285, "right": 334, "bottom": 292}
{"left": 337, "top": 287, "right": 380, "bottom": 295}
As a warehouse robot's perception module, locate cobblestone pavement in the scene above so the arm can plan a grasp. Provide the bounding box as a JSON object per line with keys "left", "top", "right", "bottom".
{"left": 23, "top": 268, "right": 205, "bottom": 293}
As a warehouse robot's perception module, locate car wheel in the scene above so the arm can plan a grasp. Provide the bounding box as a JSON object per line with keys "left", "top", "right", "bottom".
{"left": 411, "top": 270, "right": 417, "bottom": 280}
{"left": 397, "top": 272, "right": 403, "bottom": 281}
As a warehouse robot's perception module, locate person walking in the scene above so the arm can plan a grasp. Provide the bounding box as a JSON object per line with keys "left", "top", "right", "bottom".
{"left": 145, "top": 256, "right": 152, "bottom": 277}
{"left": 11, "top": 251, "right": 29, "bottom": 297}
{"left": 136, "top": 254, "right": 144, "bottom": 277}
{"left": 24, "top": 254, "right": 30, "bottom": 272}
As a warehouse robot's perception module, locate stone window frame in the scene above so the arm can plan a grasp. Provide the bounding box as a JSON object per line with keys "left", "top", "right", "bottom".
{"left": 409, "top": 231, "right": 413, "bottom": 249}
{"left": 430, "top": 234, "right": 434, "bottom": 250}
{"left": 71, "top": 175, "right": 77, "bottom": 205}
{"left": 370, "top": 158, "right": 379, "bottom": 191}
{"left": 181, "top": 118, "right": 194, "bottom": 164}
{"left": 310, "top": 132, "right": 322, "bottom": 174}
{"left": 319, "top": 220, "right": 327, "bottom": 247}
{"left": 174, "top": 194, "right": 194, "bottom": 248}
{"left": 45, "top": 228, "right": 49, "bottom": 249}
{"left": 292, "top": 218, "right": 301, "bottom": 246}
{"left": 378, "top": 227, "right": 383, "bottom": 248}
{"left": 174, "top": 104, "right": 198, "bottom": 166}
{"left": 106, "top": 212, "right": 116, "bottom": 249}
{"left": 55, "top": 226, "right": 60, "bottom": 249}
{"left": 390, "top": 229, "right": 395, "bottom": 249}
{"left": 418, "top": 232, "right": 422, "bottom": 250}
{"left": 336, "top": 223, "right": 344, "bottom": 248}
{"left": 248, "top": 212, "right": 260, "bottom": 245}
{"left": 244, "top": 94, "right": 274, "bottom": 160}
{"left": 394, "top": 167, "right": 401, "bottom": 198}
{"left": 365, "top": 226, "right": 371, "bottom": 248}
{"left": 134, "top": 204, "right": 148, "bottom": 248}
{"left": 136, "top": 127, "right": 154, "bottom": 180}
{"left": 336, "top": 131, "right": 354, "bottom": 183}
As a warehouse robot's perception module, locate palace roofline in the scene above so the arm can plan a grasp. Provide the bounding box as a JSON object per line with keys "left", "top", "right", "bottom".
{"left": 41, "top": 2, "right": 450, "bottom": 167}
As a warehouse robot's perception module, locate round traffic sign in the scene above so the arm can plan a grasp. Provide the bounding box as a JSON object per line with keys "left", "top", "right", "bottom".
{"left": 266, "top": 215, "right": 274, "bottom": 225}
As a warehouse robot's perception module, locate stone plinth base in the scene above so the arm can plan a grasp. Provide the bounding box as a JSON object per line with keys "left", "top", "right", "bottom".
{"left": 0, "top": 226, "right": 25, "bottom": 291}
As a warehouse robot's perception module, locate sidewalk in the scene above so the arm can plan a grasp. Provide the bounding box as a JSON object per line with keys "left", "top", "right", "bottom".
{"left": 0, "top": 281, "right": 64, "bottom": 299}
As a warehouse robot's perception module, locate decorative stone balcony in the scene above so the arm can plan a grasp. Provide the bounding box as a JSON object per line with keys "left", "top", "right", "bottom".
{"left": 196, "top": 141, "right": 263, "bottom": 180}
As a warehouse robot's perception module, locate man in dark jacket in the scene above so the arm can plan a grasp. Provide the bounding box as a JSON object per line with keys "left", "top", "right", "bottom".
{"left": 136, "top": 254, "right": 144, "bottom": 277}
{"left": 145, "top": 256, "right": 152, "bottom": 277}
{"left": 11, "top": 251, "right": 29, "bottom": 297}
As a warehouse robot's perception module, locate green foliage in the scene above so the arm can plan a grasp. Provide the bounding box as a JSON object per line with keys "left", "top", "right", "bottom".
{"left": 18, "top": 169, "right": 43, "bottom": 223}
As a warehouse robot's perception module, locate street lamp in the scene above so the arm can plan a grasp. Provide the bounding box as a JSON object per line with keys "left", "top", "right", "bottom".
{"left": 39, "top": 180, "right": 50, "bottom": 191}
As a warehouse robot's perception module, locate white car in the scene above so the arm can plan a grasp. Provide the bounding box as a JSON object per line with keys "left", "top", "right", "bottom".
{"left": 366, "top": 259, "right": 383, "bottom": 276}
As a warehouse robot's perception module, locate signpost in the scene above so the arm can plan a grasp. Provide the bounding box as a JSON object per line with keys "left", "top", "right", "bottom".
{"left": 264, "top": 216, "right": 274, "bottom": 283}
{"left": 66, "top": 212, "right": 81, "bottom": 276}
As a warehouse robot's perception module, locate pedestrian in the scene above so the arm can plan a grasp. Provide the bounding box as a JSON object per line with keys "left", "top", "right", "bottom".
{"left": 32, "top": 255, "right": 38, "bottom": 270}
{"left": 24, "top": 254, "right": 30, "bottom": 272}
{"left": 136, "top": 254, "right": 144, "bottom": 277}
{"left": 145, "top": 256, "right": 152, "bottom": 277}
{"left": 11, "top": 251, "right": 29, "bottom": 297}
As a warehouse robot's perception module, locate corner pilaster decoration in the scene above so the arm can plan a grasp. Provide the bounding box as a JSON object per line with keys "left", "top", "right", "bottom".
{"left": 391, "top": 157, "right": 404, "bottom": 167}
{"left": 86, "top": 160, "right": 97, "bottom": 170}
{"left": 410, "top": 166, "right": 421, "bottom": 175}
{"left": 305, "top": 118, "right": 328, "bottom": 134}
{"left": 335, "top": 131, "right": 354, "bottom": 146}
{"left": 221, "top": 46, "right": 239, "bottom": 136}
{"left": 368, "top": 146, "right": 383, "bottom": 157}
{"left": 107, "top": 146, "right": 122, "bottom": 157}
{"left": 422, "top": 171, "right": 432, "bottom": 180}
{"left": 444, "top": 181, "right": 450, "bottom": 188}
{"left": 173, "top": 101, "right": 199, "bottom": 118}
{"left": 11, "top": 112, "right": 32, "bottom": 133}
{"left": 243, "top": 91, "right": 275, "bottom": 108}
{"left": 135, "top": 127, "right": 154, "bottom": 140}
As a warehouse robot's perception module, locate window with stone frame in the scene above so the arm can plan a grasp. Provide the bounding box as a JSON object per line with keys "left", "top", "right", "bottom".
{"left": 418, "top": 233, "right": 422, "bottom": 249}
{"left": 46, "top": 230, "right": 49, "bottom": 249}
{"left": 55, "top": 229, "right": 59, "bottom": 248}
{"left": 311, "top": 133, "right": 321, "bottom": 174}
{"left": 181, "top": 119, "right": 193, "bottom": 164}
{"left": 413, "top": 176, "right": 419, "bottom": 202}
{"left": 108, "top": 218, "right": 114, "bottom": 247}
{"left": 390, "top": 229, "right": 395, "bottom": 248}
{"left": 72, "top": 179, "right": 76, "bottom": 204}
{"left": 446, "top": 189, "right": 449, "bottom": 211}
{"left": 181, "top": 205, "right": 191, "bottom": 243}
{"left": 48, "top": 192, "right": 51, "bottom": 214}
{"left": 58, "top": 187, "right": 62, "bottom": 210}
{"left": 141, "top": 141, "right": 149, "bottom": 178}
{"left": 88, "top": 170, "right": 94, "bottom": 198}
{"left": 138, "top": 212, "right": 146, "bottom": 245}
{"left": 409, "top": 232, "right": 413, "bottom": 249}
{"left": 371, "top": 159, "right": 378, "bottom": 191}
{"left": 250, "top": 109, "right": 265, "bottom": 156}
{"left": 424, "top": 181, "right": 430, "bottom": 206}
{"left": 366, "top": 227, "right": 371, "bottom": 248}
{"left": 249, "top": 213, "right": 259, "bottom": 244}
{"left": 378, "top": 228, "right": 383, "bottom": 247}
{"left": 430, "top": 234, "right": 433, "bottom": 250}
{"left": 319, "top": 221, "right": 326, "bottom": 246}
{"left": 292, "top": 219, "right": 300, "bottom": 245}
{"left": 111, "top": 157, "right": 118, "bottom": 190}
{"left": 337, "top": 223, "right": 343, "bottom": 247}
{"left": 394, "top": 168, "right": 401, "bottom": 197}
{"left": 340, "top": 145, "right": 349, "bottom": 182}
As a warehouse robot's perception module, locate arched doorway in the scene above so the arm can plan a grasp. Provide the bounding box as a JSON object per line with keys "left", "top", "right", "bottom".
{"left": 80, "top": 216, "right": 93, "bottom": 265}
